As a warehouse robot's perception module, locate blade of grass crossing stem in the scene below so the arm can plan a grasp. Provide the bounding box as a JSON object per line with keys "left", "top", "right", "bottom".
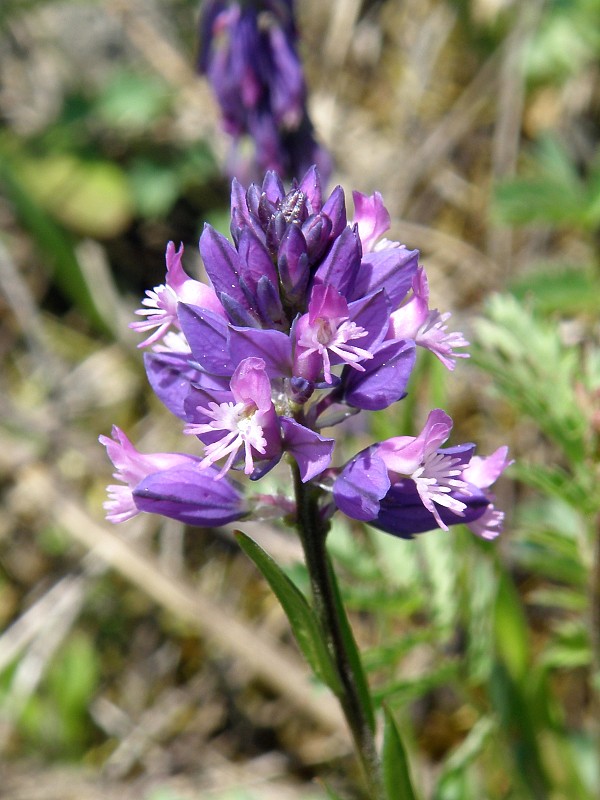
{"left": 235, "top": 531, "right": 341, "bottom": 694}
{"left": 382, "top": 706, "right": 419, "bottom": 800}
{"left": 326, "top": 552, "right": 375, "bottom": 733}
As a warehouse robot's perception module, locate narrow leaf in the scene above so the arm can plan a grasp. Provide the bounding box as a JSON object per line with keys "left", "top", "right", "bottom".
{"left": 382, "top": 706, "right": 419, "bottom": 800}
{"left": 235, "top": 531, "right": 341, "bottom": 693}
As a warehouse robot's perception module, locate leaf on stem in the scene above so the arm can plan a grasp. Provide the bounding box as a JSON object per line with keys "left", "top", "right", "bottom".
{"left": 382, "top": 705, "right": 420, "bottom": 800}
{"left": 235, "top": 530, "right": 341, "bottom": 693}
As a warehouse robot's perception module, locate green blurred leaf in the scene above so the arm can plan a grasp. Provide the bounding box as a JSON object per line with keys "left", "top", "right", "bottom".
{"left": 96, "top": 70, "right": 170, "bottom": 130}
{"left": 494, "top": 571, "right": 529, "bottom": 682}
{"left": 509, "top": 265, "right": 600, "bottom": 316}
{"left": 235, "top": 531, "right": 341, "bottom": 693}
{"left": 382, "top": 706, "right": 420, "bottom": 800}
{"left": 489, "top": 661, "right": 550, "bottom": 799}
{"left": 129, "top": 159, "right": 181, "bottom": 218}
{"left": 433, "top": 717, "right": 495, "bottom": 800}
{"left": 17, "top": 153, "right": 134, "bottom": 238}
{"left": 473, "top": 294, "right": 588, "bottom": 465}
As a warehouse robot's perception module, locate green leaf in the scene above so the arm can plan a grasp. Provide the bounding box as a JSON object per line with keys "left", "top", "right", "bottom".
{"left": 494, "top": 570, "right": 530, "bottom": 682}
{"left": 433, "top": 717, "right": 495, "bottom": 800}
{"left": 382, "top": 706, "right": 419, "bottom": 800}
{"left": 235, "top": 531, "right": 340, "bottom": 694}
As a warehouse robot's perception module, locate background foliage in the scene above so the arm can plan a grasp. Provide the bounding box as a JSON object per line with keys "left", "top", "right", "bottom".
{"left": 1, "top": 0, "right": 599, "bottom": 797}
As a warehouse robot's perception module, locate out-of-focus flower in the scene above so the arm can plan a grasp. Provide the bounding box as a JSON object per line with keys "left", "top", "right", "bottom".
{"left": 198, "top": 0, "right": 331, "bottom": 181}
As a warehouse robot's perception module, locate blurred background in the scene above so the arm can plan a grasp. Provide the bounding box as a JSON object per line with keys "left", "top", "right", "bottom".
{"left": 1, "top": 0, "right": 600, "bottom": 798}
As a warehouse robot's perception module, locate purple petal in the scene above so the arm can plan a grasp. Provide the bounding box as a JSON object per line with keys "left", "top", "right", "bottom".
{"left": 134, "top": 464, "right": 246, "bottom": 527}
{"left": 342, "top": 339, "right": 416, "bottom": 411}
{"left": 333, "top": 451, "right": 390, "bottom": 521}
{"left": 280, "top": 417, "right": 335, "bottom": 481}
{"left": 229, "top": 326, "right": 292, "bottom": 378}
{"left": 349, "top": 247, "right": 419, "bottom": 305}
{"left": 178, "top": 303, "right": 233, "bottom": 376}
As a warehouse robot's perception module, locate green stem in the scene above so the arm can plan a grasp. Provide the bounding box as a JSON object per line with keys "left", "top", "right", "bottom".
{"left": 292, "top": 462, "right": 385, "bottom": 800}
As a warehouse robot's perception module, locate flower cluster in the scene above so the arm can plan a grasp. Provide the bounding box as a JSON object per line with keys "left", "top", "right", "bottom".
{"left": 101, "top": 167, "right": 509, "bottom": 540}
{"left": 198, "top": 0, "right": 330, "bottom": 181}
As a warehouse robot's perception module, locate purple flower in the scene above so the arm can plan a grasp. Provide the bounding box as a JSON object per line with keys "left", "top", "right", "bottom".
{"left": 103, "top": 165, "right": 507, "bottom": 541}
{"left": 333, "top": 410, "right": 511, "bottom": 539}
{"left": 99, "top": 426, "right": 246, "bottom": 526}
{"left": 388, "top": 268, "right": 469, "bottom": 370}
{"left": 198, "top": 1, "right": 330, "bottom": 181}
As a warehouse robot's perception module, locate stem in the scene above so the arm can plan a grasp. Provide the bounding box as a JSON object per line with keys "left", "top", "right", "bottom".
{"left": 292, "top": 462, "right": 385, "bottom": 800}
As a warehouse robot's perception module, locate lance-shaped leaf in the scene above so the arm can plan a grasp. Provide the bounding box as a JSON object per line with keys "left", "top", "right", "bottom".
{"left": 382, "top": 705, "right": 420, "bottom": 800}
{"left": 235, "top": 531, "right": 341, "bottom": 694}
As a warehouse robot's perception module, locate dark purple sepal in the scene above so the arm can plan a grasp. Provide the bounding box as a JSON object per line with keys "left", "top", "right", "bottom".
{"left": 277, "top": 223, "right": 309, "bottom": 300}
{"left": 133, "top": 464, "right": 246, "bottom": 527}
{"left": 312, "top": 225, "right": 361, "bottom": 297}
{"left": 143, "top": 352, "right": 199, "bottom": 420}
{"left": 349, "top": 247, "right": 419, "bottom": 305}
{"left": 321, "top": 185, "right": 347, "bottom": 239}
{"left": 237, "top": 227, "right": 279, "bottom": 292}
{"left": 220, "top": 291, "right": 260, "bottom": 328}
{"left": 280, "top": 417, "right": 335, "bottom": 482}
{"left": 374, "top": 480, "right": 489, "bottom": 538}
{"left": 178, "top": 303, "right": 233, "bottom": 376}
{"left": 333, "top": 451, "right": 390, "bottom": 521}
{"left": 249, "top": 452, "right": 283, "bottom": 481}
{"left": 199, "top": 224, "right": 248, "bottom": 309}
{"left": 289, "top": 376, "right": 314, "bottom": 404}
{"left": 302, "top": 213, "right": 332, "bottom": 263}
{"left": 229, "top": 326, "right": 292, "bottom": 378}
{"left": 262, "top": 170, "right": 285, "bottom": 203}
{"left": 298, "top": 165, "right": 322, "bottom": 212}
{"left": 341, "top": 339, "right": 416, "bottom": 411}
{"left": 256, "top": 274, "right": 286, "bottom": 328}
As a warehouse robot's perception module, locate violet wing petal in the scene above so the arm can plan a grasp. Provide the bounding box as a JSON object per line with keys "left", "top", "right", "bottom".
{"left": 342, "top": 339, "right": 417, "bottom": 411}
{"left": 374, "top": 480, "right": 489, "bottom": 538}
{"left": 333, "top": 451, "right": 390, "bottom": 521}
{"left": 133, "top": 464, "right": 246, "bottom": 527}
{"left": 349, "top": 247, "right": 419, "bottom": 305}
{"left": 144, "top": 352, "right": 199, "bottom": 420}
{"left": 229, "top": 326, "right": 292, "bottom": 378}
{"left": 178, "top": 303, "right": 234, "bottom": 376}
{"left": 280, "top": 417, "right": 335, "bottom": 482}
